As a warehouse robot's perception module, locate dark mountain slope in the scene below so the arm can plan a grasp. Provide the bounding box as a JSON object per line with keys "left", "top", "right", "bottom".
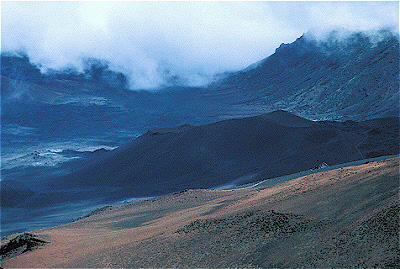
{"left": 27, "top": 110, "right": 398, "bottom": 207}
{"left": 207, "top": 30, "right": 399, "bottom": 120}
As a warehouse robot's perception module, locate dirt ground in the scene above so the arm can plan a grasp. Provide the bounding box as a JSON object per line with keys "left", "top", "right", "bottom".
{"left": 2, "top": 157, "right": 399, "bottom": 268}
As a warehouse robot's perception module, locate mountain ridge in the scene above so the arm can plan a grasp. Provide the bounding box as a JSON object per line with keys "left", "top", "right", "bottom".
{"left": 206, "top": 30, "right": 399, "bottom": 120}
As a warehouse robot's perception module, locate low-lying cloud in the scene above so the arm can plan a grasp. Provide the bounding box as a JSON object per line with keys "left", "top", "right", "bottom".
{"left": 2, "top": 1, "right": 398, "bottom": 90}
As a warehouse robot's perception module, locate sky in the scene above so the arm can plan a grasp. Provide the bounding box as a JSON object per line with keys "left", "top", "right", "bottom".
{"left": 2, "top": 1, "right": 399, "bottom": 90}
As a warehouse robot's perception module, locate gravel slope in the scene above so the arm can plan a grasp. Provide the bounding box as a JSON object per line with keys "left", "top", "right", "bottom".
{"left": 2, "top": 157, "right": 398, "bottom": 268}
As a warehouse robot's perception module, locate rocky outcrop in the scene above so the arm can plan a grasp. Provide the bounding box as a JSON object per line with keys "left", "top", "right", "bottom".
{"left": 1, "top": 233, "right": 48, "bottom": 260}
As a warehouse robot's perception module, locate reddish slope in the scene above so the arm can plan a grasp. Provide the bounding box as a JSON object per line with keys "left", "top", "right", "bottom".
{"left": 2, "top": 157, "right": 398, "bottom": 268}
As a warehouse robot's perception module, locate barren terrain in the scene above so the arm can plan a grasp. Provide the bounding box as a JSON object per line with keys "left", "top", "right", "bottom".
{"left": 2, "top": 157, "right": 399, "bottom": 268}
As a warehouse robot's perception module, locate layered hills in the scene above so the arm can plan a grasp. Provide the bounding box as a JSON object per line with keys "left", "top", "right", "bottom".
{"left": 1, "top": 28, "right": 399, "bottom": 240}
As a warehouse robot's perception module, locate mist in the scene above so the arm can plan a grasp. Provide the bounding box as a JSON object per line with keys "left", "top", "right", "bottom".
{"left": 2, "top": 1, "right": 398, "bottom": 90}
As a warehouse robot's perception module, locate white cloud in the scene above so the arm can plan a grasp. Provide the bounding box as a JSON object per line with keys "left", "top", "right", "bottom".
{"left": 2, "top": 1, "right": 398, "bottom": 90}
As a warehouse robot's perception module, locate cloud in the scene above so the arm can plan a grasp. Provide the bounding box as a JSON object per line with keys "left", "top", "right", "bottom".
{"left": 2, "top": 1, "right": 398, "bottom": 90}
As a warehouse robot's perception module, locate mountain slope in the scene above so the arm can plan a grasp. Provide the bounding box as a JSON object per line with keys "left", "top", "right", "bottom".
{"left": 207, "top": 30, "right": 399, "bottom": 120}
{"left": 21, "top": 110, "right": 396, "bottom": 207}
{"left": 2, "top": 157, "right": 398, "bottom": 268}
